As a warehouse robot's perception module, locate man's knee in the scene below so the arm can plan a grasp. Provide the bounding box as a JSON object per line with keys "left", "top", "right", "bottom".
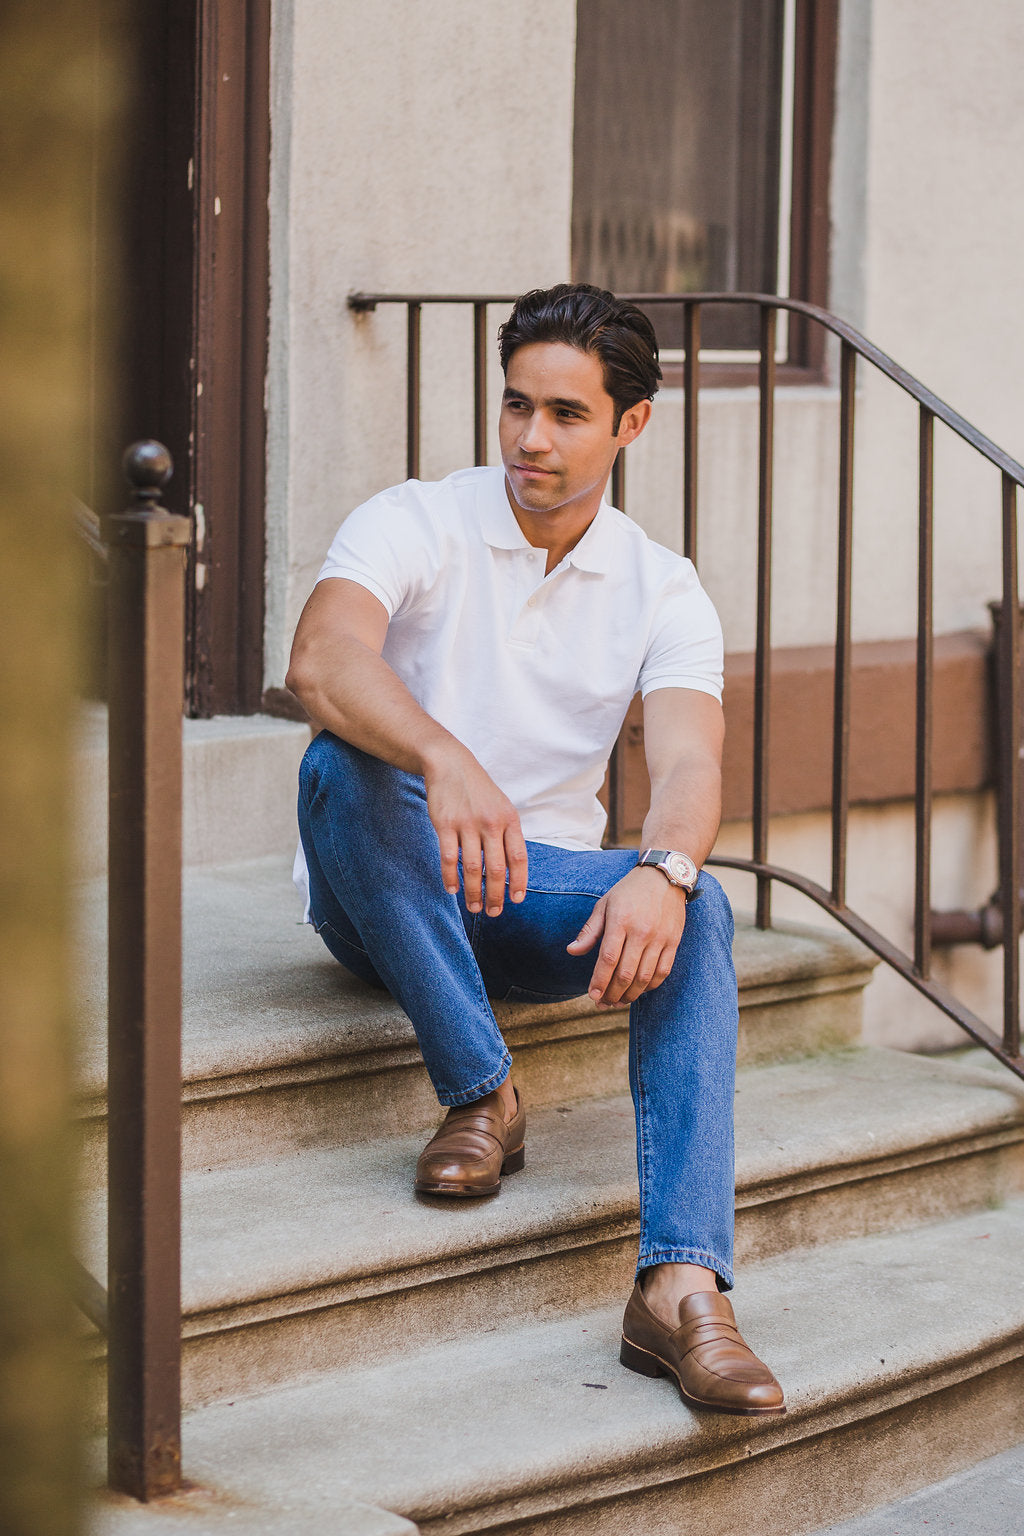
{"left": 300, "top": 731, "right": 398, "bottom": 811}
{"left": 685, "top": 870, "right": 735, "bottom": 951}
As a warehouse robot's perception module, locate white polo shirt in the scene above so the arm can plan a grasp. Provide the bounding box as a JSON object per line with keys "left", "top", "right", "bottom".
{"left": 293, "top": 466, "right": 722, "bottom": 913}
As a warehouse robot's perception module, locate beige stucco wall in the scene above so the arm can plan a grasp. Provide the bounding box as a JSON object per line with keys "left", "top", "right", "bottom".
{"left": 266, "top": 0, "right": 577, "bottom": 687}
{"left": 827, "top": 0, "right": 1024, "bottom": 648}
{"left": 264, "top": 0, "right": 1023, "bottom": 1054}
{"left": 858, "top": 0, "right": 1024, "bottom": 457}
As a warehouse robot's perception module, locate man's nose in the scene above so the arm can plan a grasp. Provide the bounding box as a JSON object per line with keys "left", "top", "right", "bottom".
{"left": 520, "top": 411, "right": 552, "bottom": 454}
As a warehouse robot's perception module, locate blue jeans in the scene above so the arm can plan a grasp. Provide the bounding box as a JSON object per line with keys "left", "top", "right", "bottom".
{"left": 297, "top": 732, "right": 739, "bottom": 1288}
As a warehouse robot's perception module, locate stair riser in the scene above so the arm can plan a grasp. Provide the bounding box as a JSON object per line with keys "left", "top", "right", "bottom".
{"left": 77, "top": 976, "right": 869, "bottom": 1182}
{"left": 80, "top": 1232, "right": 639, "bottom": 1426}
{"left": 82, "top": 1133, "right": 1024, "bottom": 1418}
{"left": 75, "top": 716, "right": 309, "bottom": 878}
{"left": 739, "top": 1137, "right": 1024, "bottom": 1265}
{"left": 413, "top": 1350, "right": 1024, "bottom": 1536}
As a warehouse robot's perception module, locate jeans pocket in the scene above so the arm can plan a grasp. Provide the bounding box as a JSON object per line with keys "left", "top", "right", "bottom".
{"left": 313, "top": 918, "right": 385, "bottom": 988}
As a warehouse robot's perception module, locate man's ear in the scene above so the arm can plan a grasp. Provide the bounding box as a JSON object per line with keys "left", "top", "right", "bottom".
{"left": 614, "top": 398, "right": 653, "bottom": 446}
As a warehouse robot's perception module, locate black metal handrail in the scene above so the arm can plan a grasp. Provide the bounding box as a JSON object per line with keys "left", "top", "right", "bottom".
{"left": 348, "top": 289, "right": 1024, "bottom": 1082}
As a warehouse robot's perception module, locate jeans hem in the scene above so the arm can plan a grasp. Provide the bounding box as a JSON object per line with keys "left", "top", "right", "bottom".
{"left": 635, "top": 1248, "right": 734, "bottom": 1292}
{"left": 437, "top": 1052, "right": 513, "bottom": 1108}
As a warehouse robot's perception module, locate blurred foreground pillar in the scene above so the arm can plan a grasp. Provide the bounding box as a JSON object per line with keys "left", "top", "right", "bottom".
{"left": 0, "top": 2, "right": 128, "bottom": 1532}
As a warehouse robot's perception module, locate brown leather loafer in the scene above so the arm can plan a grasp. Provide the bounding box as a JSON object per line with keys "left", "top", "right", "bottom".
{"left": 415, "top": 1087, "right": 525, "bottom": 1197}
{"left": 620, "top": 1284, "right": 785, "bottom": 1416}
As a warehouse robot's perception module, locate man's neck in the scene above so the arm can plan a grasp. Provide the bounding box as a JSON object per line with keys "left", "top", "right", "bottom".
{"left": 503, "top": 480, "right": 602, "bottom": 575}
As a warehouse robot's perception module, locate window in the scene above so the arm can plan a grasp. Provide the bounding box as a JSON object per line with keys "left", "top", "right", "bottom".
{"left": 572, "top": 0, "right": 835, "bottom": 363}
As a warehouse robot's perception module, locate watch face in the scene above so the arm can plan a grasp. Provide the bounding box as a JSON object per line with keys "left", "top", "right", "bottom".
{"left": 665, "top": 852, "right": 698, "bottom": 888}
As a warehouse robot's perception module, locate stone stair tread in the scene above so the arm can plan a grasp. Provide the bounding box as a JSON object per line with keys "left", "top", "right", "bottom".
{"left": 78, "top": 1048, "right": 1024, "bottom": 1319}
{"left": 90, "top": 1201, "right": 1024, "bottom": 1535}
{"left": 75, "top": 854, "right": 875, "bottom": 1100}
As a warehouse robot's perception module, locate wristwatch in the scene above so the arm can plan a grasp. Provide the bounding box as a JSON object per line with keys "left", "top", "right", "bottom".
{"left": 638, "top": 848, "right": 700, "bottom": 899}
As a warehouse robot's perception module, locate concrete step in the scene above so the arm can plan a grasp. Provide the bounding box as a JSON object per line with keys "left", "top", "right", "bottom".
{"left": 87, "top": 1199, "right": 1024, "bottom": 1536}
{"left": 78, "top": 1047, "right": 1024, "bottom": 1411}
{"left": 75, "top": 855, "right": 877, "bottom": 1180}
{"left": 74, "top": 706, "right": 310, "bottom": 878}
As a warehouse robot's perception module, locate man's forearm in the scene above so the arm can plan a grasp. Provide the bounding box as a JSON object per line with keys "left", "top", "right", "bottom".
{"left": 640, "top": 754, "right": 722, "bottom": 870}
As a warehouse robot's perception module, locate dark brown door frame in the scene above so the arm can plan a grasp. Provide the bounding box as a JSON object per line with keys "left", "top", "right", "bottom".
{"left": 123, "top": 0, "right": 269, "bottom": 716}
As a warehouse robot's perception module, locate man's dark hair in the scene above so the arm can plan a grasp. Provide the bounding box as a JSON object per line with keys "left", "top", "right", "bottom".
{"left": 498, "top": 283, "right": 662, "bottom": 432}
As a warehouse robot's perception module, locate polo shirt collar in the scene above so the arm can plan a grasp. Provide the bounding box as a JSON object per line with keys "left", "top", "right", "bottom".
{"left": 479, "top": 470, "right": 614, "bottom": 574}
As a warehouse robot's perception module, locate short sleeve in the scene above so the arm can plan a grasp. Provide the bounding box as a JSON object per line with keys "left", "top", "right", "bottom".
{"left": 638, "top": 565, "right": 724, "bottom": 703}
{"left": 315, "top": 483, "right": 441, "bottom": 619}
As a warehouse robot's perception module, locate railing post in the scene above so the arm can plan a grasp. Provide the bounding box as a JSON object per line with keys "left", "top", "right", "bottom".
{"left": 104, "top": 441, "right": 189, "bottom": 1499}
{"left": 831, "top": 340, "right": 856, "bottom": 907}
{"left": 407, "top": 302, "right": 422, "bottom": 481}
{"left": 998, "top": 474, "right": 1022, "bottom": 1058}
{"left": 914, "top": 407, "right": 935, "bottom": 976}
{"left": 473, "top": 302, "right": 488, "bottom": 466}
{"left": 753, "top": 305, "right": 777, "bottom": 928}
{"left": 682, "top": 301, "right": 701, "bottom": 564}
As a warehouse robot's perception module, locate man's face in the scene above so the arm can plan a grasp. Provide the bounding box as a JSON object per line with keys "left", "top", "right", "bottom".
{"left": 499, "top": 341, "right": 639, "bottom": 520}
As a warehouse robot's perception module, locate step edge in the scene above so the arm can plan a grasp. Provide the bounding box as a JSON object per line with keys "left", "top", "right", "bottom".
{"left": 74, "top": 965, "right": 874, "bottom": 1113}
{"left": 403, "top": 1329, "right": 1024, "bottom": 1534}
{"left": 83, "top": 1115, "right": 1024, "bottom": 1328}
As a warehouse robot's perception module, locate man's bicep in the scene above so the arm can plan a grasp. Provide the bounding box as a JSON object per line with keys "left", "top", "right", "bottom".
{"left": 291, "top": 578, "right": 390, "bottom": 660}
{"left": 641, "top": 687, "right": 725, "bottom": 784}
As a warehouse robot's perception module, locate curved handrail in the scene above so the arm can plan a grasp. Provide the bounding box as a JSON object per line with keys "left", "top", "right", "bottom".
{"left": 706, "top": 853, "right": 1022, "bottom": 1076}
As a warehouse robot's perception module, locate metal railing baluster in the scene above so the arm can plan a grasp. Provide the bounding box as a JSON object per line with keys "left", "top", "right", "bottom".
{"left": 999, "top": 473, "right": 1022, "bottom": 1057}
{"left": 831, "top": 341, "right": 856, "bottom": 908}
{"left": 753, "top": 305, "right": 776, "bottom": 929}
{"left": 607, "top": 452, "right": 627, "bottom": 844}
{"left": 473, "top": 302, "right": 488, "bottom": 466}
{"left": 683, "top": 301, "right": 701, "bottom": 565}
{"left": 407, "top": 302, "right": 421, "bottom": 481}
{"left": 914, "top": 407, "right": 935, "bottom": 976}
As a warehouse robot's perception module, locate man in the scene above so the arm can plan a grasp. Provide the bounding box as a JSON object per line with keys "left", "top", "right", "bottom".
{"left": 287, "top": 283, "right": 784, "bottom": 1417}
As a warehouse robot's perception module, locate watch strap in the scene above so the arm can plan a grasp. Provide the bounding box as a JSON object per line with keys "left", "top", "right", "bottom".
{"left": 638, "top": 848, "right": 700, "bottom": 897}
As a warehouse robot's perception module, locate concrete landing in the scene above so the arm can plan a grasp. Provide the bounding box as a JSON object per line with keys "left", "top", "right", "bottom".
{"left": 75, "top": 707, "right": 310, "bottom": 877}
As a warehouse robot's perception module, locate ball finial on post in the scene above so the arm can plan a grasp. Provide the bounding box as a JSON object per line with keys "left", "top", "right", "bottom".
{"left": 122, "top": 441, "right": 173, "bottom": 512}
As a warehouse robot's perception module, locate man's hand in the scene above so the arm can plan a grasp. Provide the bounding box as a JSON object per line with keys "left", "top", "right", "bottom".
{"left": 567, "top": 865, "right": 688, "bottom": 1008}
{"left": 424, "top": 743, "right": 528, "bottom": 917}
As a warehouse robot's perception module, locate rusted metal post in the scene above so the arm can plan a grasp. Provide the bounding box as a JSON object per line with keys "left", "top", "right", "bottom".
{"left": 998, "top": 474, "right": 1022, "bottom": 1058}
{"left": 831, "top": 341, "right": 856, "bottom": 908}
{"left": 753, "top": 305, "right": 776, "bottom": 928}
{"left": 607, "top": 452, "right": 628, "bottom": 844}
{"left": 473, "top": 301, "right": 488, "bottom": 466}
{"left": 407, "top": 302, "right": 422, "bottom": 480}
{"left": 682, "top": 301, "right": 701, "bottom": 564}
{"left": 914, "top": 406, "right": 935, "bottom": 977}
{"left": 105, "top": 441, "right": 189, "bottom": 1499}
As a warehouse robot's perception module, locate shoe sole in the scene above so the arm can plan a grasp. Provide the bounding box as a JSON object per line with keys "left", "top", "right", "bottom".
{"left": 414, "top": 1144, "right": 525, "bottom": 1198}
{"left": 619, "top": 1334, "right": 787, "bottom": 1417}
